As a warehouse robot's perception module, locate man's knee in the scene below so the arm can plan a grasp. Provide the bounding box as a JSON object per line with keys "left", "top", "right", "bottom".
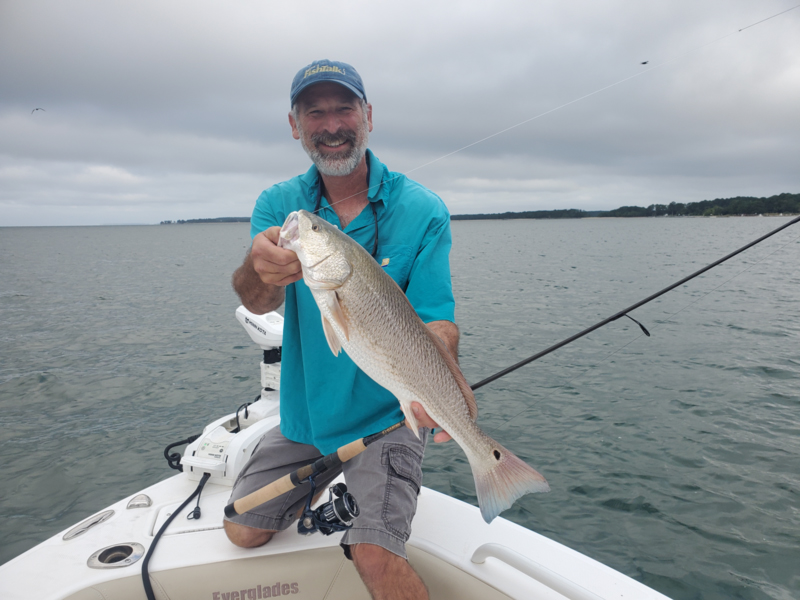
{"left": 223, "top": 520, "right": 275, "bottom": 548}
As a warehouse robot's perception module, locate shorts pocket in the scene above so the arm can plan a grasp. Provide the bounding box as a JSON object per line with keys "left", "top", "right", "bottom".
{"left": 381, "top": 445, "right": 424, "bottom": 540}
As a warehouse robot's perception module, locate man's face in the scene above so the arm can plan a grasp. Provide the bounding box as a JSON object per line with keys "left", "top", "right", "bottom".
{"left": 289, "top": 82, "right": 373, "bottom": 177}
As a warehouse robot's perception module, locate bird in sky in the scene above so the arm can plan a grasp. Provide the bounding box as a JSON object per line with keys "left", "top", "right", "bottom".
{"left": 31, "top": 108, "right": 46, "bottom": 114}
{"left": 641, "top": 61, "right": 649, "bottom": 65}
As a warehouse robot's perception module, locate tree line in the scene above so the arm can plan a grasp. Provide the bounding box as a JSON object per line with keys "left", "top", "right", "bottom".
{"left": 449, "top": 192, "right": 798, "bottom": 220}
{"left": 602, "top": 193, "right": 799, "bottom": 217}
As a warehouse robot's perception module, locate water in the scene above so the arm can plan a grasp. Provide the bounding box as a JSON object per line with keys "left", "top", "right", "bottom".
{"left": 1, "top": 218, "right": 798, "bottom": 599}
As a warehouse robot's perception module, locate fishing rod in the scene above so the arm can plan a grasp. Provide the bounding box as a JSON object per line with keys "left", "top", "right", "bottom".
{"left": 224, "top": 419, "right": 405, "bottom": 521}
{"left": 470, "top": 215, "right": 800, "bottom": 392}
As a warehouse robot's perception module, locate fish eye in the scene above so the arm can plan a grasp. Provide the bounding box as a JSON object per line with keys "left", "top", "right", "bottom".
{"left": 312, "top": 224, "right": 319, "bottom": 231}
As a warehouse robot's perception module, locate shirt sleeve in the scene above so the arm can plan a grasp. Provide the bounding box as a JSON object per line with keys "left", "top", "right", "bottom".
{"left": 250, "top": 189, "right": 281, "bottom": 239}
{"left": 404, "top": 204, "right": 456, "bottom": 324}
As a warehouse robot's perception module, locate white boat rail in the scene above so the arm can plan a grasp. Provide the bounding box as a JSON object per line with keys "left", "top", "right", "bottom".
{"left": 471, "top": 543, "right": 604, "bottom": 600}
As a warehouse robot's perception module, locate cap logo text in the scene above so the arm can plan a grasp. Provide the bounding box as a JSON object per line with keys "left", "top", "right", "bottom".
{"left": 305, "top": 65, "right": 346, "bottom": 79}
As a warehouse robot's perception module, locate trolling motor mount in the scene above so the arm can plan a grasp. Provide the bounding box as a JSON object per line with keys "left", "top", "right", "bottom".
{"left": 297, "top": 478, "right": 360, "bottom": 536}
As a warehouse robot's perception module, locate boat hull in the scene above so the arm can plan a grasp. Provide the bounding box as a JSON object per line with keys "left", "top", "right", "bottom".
{"left": 0, "top": 469, "right": 670, "bottom": 600}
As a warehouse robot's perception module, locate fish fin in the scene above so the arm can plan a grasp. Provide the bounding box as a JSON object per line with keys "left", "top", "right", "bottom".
{"left": 318, "top": 290, "right": 348, "bottom": 355}
{"left": 320, "top": 315, "right": 342, "bottom": 356}
{"left": 322, "top": 315, "right": 342, "bottom": 356}
{"left": 423, "top": 325, "right": 478, "bottom": 421}
{"left": 399, "top": 401, "right": 421, "bottom": 439}
{"left": 469, "top": 442, "right": 550, "bottom": 523}
{"left": 324, "top": 290, "right": 349, "bottom": 341}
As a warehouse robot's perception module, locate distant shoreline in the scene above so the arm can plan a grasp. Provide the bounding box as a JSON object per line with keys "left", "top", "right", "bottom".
{"left": 451, "top": 192, "right": 799, "bottom": 221}
{"left": 160, "top": 217, "right": 251, "bottom": 224}
{"left": 160, "top": 192, "right": 798, "bottom": 224}
{"left": 452, "top": 212, "right": 799, "bottom": 221}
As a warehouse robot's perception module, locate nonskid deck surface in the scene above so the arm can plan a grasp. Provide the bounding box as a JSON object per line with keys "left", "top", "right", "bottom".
{"left": 0, "top": 472, "right": 670, "bottom": 600}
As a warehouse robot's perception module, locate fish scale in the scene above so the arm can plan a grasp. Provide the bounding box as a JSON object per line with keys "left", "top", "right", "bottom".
{"left": 280, "top": 209, "right": 550, "bottom": 522}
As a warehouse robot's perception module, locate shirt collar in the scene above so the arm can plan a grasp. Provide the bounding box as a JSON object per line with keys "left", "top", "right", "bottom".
{"left": 299, "top": 149, "right": 387, "bottom": 209}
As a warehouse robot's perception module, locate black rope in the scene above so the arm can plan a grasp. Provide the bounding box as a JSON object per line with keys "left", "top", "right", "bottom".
{"left": 232, "top": 400, "right": 256, "bottom": 434}
{"left": 313, "top": 161, "right": 379, "bottom": 257}
{"left": 163, "top": 434, "right": 201, "bottom": 472}
{"left": 470, "top": 215, "right": 800, "bottom": 391}
{"left": 142, "top": 472, "right": 210, "bottom": 600}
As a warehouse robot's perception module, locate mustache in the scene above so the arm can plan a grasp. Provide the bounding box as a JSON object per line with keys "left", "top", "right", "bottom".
{"left": 311, "top": 129, "right": 357, "bottom": 149}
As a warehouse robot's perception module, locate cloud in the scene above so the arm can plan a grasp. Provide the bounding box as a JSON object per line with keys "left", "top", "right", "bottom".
{"left": 72, "top": 165, "right": 145, "bottom": 186}
{"left": 1, "top": 0, "right": 799, "bottom": 225}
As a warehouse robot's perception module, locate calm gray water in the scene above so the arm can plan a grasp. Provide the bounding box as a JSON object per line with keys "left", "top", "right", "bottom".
{"left": 1, "top": 218, "right": 798, "bottom": 599}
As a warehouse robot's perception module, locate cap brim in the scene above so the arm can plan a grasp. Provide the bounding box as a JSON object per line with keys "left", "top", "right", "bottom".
{"left": 291, "top": 79, "right": 365, "bottom": 106}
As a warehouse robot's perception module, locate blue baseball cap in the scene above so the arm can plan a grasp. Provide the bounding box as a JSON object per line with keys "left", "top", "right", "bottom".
{"left": 290, "top": 60, "right": 367, "bottom": 106}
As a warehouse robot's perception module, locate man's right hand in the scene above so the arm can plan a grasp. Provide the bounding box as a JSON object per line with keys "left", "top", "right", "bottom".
{"left": 232, "top": 226, "right": 302, "bottom": 314}
{"left": 251, "top": 226, "right": 302, "bottom": 286}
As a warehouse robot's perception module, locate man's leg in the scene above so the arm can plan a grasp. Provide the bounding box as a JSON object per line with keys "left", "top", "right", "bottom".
{"left": 350, "top": 543, "right": 428, "bottom": 600}
{"left": 340, "top": 425, "right": 429, "bottom": 600}
{"left": 223, "top": 428, "right": 341, "bottom": 544}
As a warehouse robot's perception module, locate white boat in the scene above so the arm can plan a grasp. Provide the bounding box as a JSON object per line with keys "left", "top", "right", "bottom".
{"left": 0, "top": 308, "right": 671, "bottom": 600}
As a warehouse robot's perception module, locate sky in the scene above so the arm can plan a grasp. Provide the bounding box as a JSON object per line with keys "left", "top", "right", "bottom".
{"left": 1, "top": 0, "right": 799, "bottom": 226}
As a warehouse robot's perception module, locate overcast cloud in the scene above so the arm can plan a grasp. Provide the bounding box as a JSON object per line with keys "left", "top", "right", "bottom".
{"left": 1, "top": 0, "right": 799, "bottom": 226}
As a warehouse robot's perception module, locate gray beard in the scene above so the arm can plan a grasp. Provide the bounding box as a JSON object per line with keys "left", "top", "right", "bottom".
{"left": 298, "top": 118, "right": 369, "bottom": 177}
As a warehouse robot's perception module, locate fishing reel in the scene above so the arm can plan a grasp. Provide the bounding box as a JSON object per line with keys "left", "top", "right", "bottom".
{"left": 297, "top": 476, "right": 360, "bottom": 536}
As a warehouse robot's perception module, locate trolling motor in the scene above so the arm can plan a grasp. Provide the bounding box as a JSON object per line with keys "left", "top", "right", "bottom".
{"left": 297, "top": 475, "right": 360, "bottom": 536}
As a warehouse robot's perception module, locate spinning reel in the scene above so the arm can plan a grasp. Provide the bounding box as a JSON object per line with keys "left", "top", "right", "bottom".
{"left": 297, "top": 473, "right": 360, "bottom": 536}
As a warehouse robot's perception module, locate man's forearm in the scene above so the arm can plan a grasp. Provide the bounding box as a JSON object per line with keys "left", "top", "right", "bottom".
{"left": 232, "top": 253, "right": 285, "bottom": 315}
{"left": 427, "top": 320, "right": 460, "bottom": 363}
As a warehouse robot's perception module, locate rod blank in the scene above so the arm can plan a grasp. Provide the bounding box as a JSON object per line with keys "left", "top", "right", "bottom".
{"left": 471, "top": 215, "right": 800, "bottom": 391}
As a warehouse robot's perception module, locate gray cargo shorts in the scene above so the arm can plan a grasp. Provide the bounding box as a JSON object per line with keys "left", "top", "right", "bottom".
{"left": 224, "top": 423, "right": 428, "bottom": 559}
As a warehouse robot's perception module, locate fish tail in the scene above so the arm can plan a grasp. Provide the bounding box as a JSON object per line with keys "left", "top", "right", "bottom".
{"left": 469, "top": 442, "right": 549, "bottom": 524}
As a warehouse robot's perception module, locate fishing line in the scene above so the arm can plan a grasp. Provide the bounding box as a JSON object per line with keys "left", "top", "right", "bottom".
{"left": 397, "top": 3, "right": 799, "bottom": 181}
{"left": 486, "top": 223, "right": 800, "bottom": 433}
{"left": 292, "top": 7, "right": 800, "bottom": 418}
{"left": 738, "top": 3, "right": 800, "bottom": 31}
{"left": 469, "top": 215, "right": 800, "bottom": 392}
{"left": 314, "top": 4, "right": 799, "bottom": 212}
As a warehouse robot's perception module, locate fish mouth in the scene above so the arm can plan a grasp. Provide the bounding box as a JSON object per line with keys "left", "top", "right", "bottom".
{"left": 279, "top": 212, "right": 299, "bottom": 249}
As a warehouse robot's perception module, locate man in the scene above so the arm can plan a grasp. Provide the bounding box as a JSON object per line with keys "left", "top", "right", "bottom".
{"left": 226, "top": 59, "right": 457, "bottom": 600}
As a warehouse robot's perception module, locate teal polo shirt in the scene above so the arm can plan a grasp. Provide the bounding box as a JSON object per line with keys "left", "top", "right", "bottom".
{"left": 250, "top": 149, "right": 455, "bottom": 454}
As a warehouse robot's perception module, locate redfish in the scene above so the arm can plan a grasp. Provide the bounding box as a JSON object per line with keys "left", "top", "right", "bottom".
{"left": 279, "top": 209, "right": 549, "bottom": 522}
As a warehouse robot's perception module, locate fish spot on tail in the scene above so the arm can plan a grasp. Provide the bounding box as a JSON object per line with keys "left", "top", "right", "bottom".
{"left": 471, "top": 445, "right": 549, "bottom": 523}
